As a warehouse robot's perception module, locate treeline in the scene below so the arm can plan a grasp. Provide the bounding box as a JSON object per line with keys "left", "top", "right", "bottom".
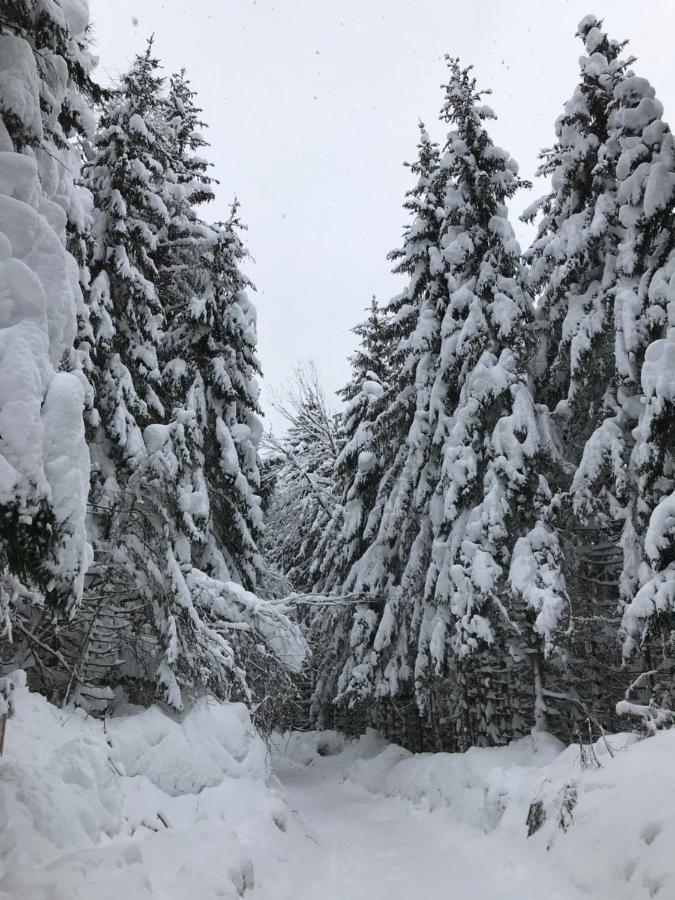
{"left": 1, "top": 6, "right": 673, "bottom": 750}
{"left": 267, "top": 17, "right": 675, "bottom": 749}
{"left": 0, "top": 1, "right": 303, "bottom": 724}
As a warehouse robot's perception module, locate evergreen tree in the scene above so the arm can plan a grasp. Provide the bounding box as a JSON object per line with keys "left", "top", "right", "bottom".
{"left": 183, "top": 210, "right": 266, "bottom": 589}
{"left": 599, "top": 68, "right": 675, "bottom": 674}
{"left": 305, "top": 302, "right": 391, "bottom": 724}
{"left": 357, "top": 123, "right": 445, "bottom": 582}
{"left": 520, "top": 17, "right": 635, "bottom": 735}
{"left": 522, "top": 16, "right": 631, "bottom": 425}
{"left": 527, "top": 17, "right": 675, "bottom": 726}
{"left": 81, "top": 39, "right": 169, "bottom": 472}
{"left": 74, "top": 40, "right": 173, "bottom": 705}
{"left": 320, "top": 124, "right": 446, "bottom": 710}
{"left": 0, "top": 0, "right": 94, "bottom": 638}
{"left": 416, "top": 62, "right": 566, "bottom": 743}
{"left": 339, "top": 297, "right": 391, "bottom": 402}
{"left": 78, "top": 48, "right": 303, "bottom": 710}
{"left": 313, "top": 63, "right": 567, "bottom": 745}
{"left": 621, "top": 306, "right": 675, "bottom": 668}
{"left": 314, "top": 298, "right": 391, "bottom": 593}
{"left": 156, "top": 66, "right": 216, "bottom": 371}
{"left": 573, "top": 50, "right": 675, "bottom": 606}
{"left": 264, "top": 362, "right": 341, "bottom": 592}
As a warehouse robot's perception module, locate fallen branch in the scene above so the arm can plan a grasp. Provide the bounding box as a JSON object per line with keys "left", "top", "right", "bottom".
{"left": 615, "top": 699, "right": 674, "bottom": 735}
{"left": 278, "top": 591, "right": 382, "bottom": 607}
{"left": 616, "top": 670, "right": 674, "bottom": 735}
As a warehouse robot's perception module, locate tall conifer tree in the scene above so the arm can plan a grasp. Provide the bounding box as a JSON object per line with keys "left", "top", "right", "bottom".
{"left": 0, "top": 0, "right": 94, "bottom": 637}
{"left": 78, "top": 48, "right": 303, "bottom": 710}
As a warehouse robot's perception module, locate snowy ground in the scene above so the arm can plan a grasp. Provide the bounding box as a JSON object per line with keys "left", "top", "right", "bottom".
{"left": 270, "top": 728, "right": 675, "bottom": 900}
{"left": 269, "top": 752, "right": 583, "bottom": 900}
{"left": 1, "top": 675, "right": 674, "bottom": 900}
{"left": 0, "top": 673, "right": 286, "bottom": 899}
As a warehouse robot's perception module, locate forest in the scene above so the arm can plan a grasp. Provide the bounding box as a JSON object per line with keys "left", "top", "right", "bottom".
{"left": 0, "top": 2, "right": 673, "bottom": 898}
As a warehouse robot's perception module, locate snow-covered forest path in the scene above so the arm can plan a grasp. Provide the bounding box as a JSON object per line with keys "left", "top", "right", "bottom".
{"left": 260, "top": 755, "right": 584, "bottom": 900}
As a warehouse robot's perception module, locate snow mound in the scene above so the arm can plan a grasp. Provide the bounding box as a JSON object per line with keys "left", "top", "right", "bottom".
{"left": 0, "top": 673, "right": 290, "bottom": 899}
{"left": 520, "top": 730, "right": 675, "bottom": 900}
{"left": 277, "top": 727, "right": 386, "bottom": 766}
{"left": 108, "top": 698, "right": 267, "bottom": 795}
{"left": 275, "top": 726, "right": 675, "bottom": 899}
{"left": 276, "top": 727, "right": 563, "bottom": 829}
{"left": 0, "top": 673, "right": 119, "bottom": 875}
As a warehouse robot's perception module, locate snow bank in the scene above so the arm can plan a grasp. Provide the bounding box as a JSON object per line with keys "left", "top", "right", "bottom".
{"left": 276, "top": 727, "right": 563, "bottom": 829}
{"left": 275, "top": 726, "right": 675, "bottom": 899}
{"left": 511, "top": 731, "right": 675, "bottom": 900}
{"left": 108, "top": 698, "right": 267, "bottom": 795}
{"left": 0, "top": 673, "right": 290, "bottom": 899}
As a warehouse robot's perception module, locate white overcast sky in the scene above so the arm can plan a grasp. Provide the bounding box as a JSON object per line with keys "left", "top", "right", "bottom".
{"left": 88, "top": 0, "right": 675, "bottom": 431}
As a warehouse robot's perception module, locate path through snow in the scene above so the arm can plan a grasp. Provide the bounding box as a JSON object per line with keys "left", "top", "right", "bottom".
{"left": 258, "top": 755, "right": 585, "bottom": 900}
{"left": 5, "top": 684, "right": 673, "bottom": 900}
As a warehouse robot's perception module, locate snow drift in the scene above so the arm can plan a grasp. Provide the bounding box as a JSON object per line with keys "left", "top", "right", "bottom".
{"left": 0, "top": 673, "right": 289, "bottom": 899}
{"left": 2, "top": 677, "right": 674, "bottom": 900}
{"left": 276, "top": 726, "right": 675, "bottom": 899}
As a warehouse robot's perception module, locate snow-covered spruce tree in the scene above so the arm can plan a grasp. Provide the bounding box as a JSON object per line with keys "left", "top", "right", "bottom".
{"left": 138, "top": 206, "right": 304, "bottom": 716}
{"left": 0, "top": 0, "right": 94, "bottom": 651}
{"left": 520, "top": 17, "right": 633, "bottom": 731}
{"left": 527, "top": 17, "right": 675, "bottom": 728}
{"left": 577, "top": 64, "right": 675, "bottom": 689}
{"left": 313, "top": 298, "right": 392, "bottom": 594}
{"left": 264, "top": 361, "right": 341, "bottom": 593}
{"left": 69, "top": 41, "right": 171, "bottom": 707}
{"left": 304, "top": 301, "right": 392, "bottom": 727}
{"left": 329, "top": 62, "right": 568, "bottom": 747}
{"left": 523, "top": 17, "right": 631, "bottom": 422}
{"left": 353, "top": 123, "right": 445, "bottom": 588}
{"left": 417, "top": 61, "right": 567, "bottom": 745}
{"left": 339, "top": 297, "right": 392, "bottom": 403}
{"left": 171, "top": 206, "right": 266, "bottom": 590}
{"left": 78, "top": 49, "right": 303, "bottom": 712}
{"left": 313, "top": 123, "right": 447, "bottom": 722}
{"left": 80, "top": 39, "right": 168, "bottom": 475}
{"left": 620, "top": 302, "right": 675, "bottom": 697}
